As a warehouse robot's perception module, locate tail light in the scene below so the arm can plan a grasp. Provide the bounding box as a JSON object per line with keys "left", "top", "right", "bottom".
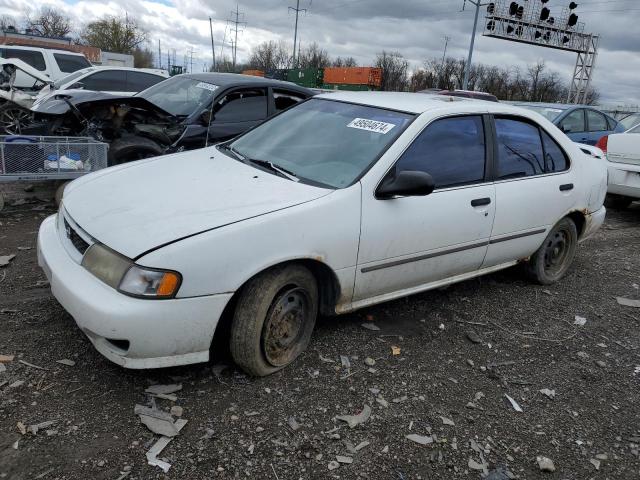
{"left": 595, "top": 135, "right": 608, "bottom": 154}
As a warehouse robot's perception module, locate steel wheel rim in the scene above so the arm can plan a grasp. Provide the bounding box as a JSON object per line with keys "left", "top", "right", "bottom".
{"left": 0, "top": 108, "right": 31, "bottom": 134}
{"left": 543, "top": 228, "right": 571, "bottom": 276}
{"left": 262, "top": 286, "right": 311, "bottom": 367}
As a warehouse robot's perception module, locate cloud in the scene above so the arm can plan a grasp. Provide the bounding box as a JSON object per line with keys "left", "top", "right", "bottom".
{"left": 0, "top": 0, "right": 637, "bottom": 105}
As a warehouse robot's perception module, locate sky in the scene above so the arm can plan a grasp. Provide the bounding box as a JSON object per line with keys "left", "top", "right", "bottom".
{"left": 0, "top": 0, "right": 638, "bottom": 105}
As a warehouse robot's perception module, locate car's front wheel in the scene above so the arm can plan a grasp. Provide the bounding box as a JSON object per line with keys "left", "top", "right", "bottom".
{"left": 230, "top": 264, "right": 318, "bottom": 376}
{"left": 525, "top": 217, "right": 578, "bottom": 285}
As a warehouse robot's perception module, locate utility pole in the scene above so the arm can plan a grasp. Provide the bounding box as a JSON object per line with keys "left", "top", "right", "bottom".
{"left": 229, "top": 4, "right": 246, "bottom": 69}
{"left": 461, "top": 0, "right": 489, "bottom": 91}
{"left": 158, "top": 39, "right": 161, "bottom": 69}
{"left": 209, "top": 17, "right": 216, "bottom": 72}
{"left": 439, "top": 36, "right": 450, "bottom": 89}
{"left": 289, "top": 0, "right": 307, "bottom": 68}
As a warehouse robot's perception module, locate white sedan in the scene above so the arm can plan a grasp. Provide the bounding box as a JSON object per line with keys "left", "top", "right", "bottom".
{"left": 37, "top": 92, "right": 607, "bottom": 375}
{"left": 597, "top": 123, "right": 640, "bottom": 208}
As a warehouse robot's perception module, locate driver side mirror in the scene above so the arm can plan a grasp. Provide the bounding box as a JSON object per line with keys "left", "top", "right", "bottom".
{"left": 70, "top": 82, "right": 85, "bottom": 90}
{"left": 377, "top": 170, "right": 435, "bottom": 199}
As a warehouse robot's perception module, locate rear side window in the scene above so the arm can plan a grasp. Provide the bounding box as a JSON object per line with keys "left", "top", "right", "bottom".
{"left": 541, "top": 131, "right": 569, "bottom": 173}
{"left": 53, "top": 54, "right": 91, "bottom": 73}
{"left": 395, "top": 115, "right": 486, "bottom": 189}
{"left": 273, "top": 89, "right": 306, "bottom": 112}
{"left": 560, "top": 109, "right": 585, "bottom": 133}
{"left": 495, "top": 118, "right": 544, "bottom": 179}
{"left": 80, "top": 70, "right": 128, "bottom": 91}
{"left": 586, "top": 110, "right": 608, "bottom": 132}
{"left": 1, "top": 48, "right": 46, "bottom": 70}
{"left": 214, "top": 89, "right": 268, "bottom": 123}
{"left": 126, "top": 71, "right": 164, "bottom": 92}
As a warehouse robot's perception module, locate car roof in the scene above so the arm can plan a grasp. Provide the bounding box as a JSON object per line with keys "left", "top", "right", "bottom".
{"left": 74, "top": 66, "right": 168, "bottom": 75}
{"left": 182, "top": 72, "right": 312, "bottom": 92}
{"left": 1, "top": 45, "right": 86, "bottom": 56}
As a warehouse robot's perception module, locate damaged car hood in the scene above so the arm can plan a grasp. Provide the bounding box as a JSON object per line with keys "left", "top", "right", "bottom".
{"left": 30, "top": 90, "right": 174, "bottom": 117}
{"left": 62, "top": 148, "right": 332, "bottom": 258}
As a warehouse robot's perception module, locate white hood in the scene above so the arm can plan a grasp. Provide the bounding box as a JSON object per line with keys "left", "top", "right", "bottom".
{"left": 63, "top": 148, "right": 332, "bottom": 258}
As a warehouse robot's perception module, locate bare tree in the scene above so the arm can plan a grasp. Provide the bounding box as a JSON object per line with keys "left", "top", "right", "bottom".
{"left": 0, "top": 14, "right": 18, "bottom": 31}
{"left": 78, "top": 15, "right": 147, "bottom": 54}
{"left": 248, "top": 41, "right": 290, "bottom": 72}
{"left": 297, "top": 42, "right": 331, "bottom": 69}
{"left": 332, "top": 56, "right": 357, "bottom": 68}
{"left": 375, "top": 51, "right": 409, "bottom": 92}
{"left": 26, "top": 7, "right": 72, "bottom": 37}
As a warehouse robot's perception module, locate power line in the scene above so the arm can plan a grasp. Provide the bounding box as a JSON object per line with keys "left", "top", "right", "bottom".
{"left": 289, "top": 0, "right": 308, "bottom": 68}
{"left": 229, "top": 4, "right": 246, "bottom": 69}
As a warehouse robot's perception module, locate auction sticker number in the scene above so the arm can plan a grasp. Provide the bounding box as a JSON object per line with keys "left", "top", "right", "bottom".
{"left": 347, "top": 118, "right": 396, "bottom": 134}
{"left": 195, "top": 82, "right": 219, "bottom": 92}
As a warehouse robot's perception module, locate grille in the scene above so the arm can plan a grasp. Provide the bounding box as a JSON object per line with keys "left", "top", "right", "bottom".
{"left": 64, "top": 218, "right": 90, "bottom": 255}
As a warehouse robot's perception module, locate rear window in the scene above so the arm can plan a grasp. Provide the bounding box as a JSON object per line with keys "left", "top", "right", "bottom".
{"left": 0, "top": 48, "right": 46, "bottom": 71}
{"left": 53, "top": 53, "right": 91, "bottom": 73}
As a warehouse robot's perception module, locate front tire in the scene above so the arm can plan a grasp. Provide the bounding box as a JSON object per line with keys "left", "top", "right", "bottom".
{"left": 525, "top": 218, "right": 578, "bottom": 285}
{"left": 107, "top": 135, "right": 163, "bottom": 166}
{"left": 0, "top": 103, "right": 34, "bottom": 134}
{"left": 230, "top": 265, "right": 318, "bottom": 377}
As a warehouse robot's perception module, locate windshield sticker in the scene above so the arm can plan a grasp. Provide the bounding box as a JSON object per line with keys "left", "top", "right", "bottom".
{"left": 195, "top": 82, "right": 219, "bottom": 92}
{"left": 347, "top": 118, "right": 396, "bottom": 134}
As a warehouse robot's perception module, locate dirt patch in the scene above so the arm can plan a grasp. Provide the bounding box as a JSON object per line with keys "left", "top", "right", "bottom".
{"left": 1, "top": 204, "right": 639, "bottom": 479}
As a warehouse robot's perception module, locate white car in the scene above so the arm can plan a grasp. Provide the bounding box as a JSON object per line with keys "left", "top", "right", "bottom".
{"left": 37, "top": 92, "right": 607, "bottom": 375}
{"left": 597, "top": 124, "right": 640, "bottom": 208}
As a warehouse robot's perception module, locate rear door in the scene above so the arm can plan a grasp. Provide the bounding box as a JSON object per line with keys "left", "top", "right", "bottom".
{"left": 585, "top": 109, "right": 611, "bottom": 145}
{"left": 355, "top": 114, "right": 496, "bottom": 302}
{"left": 483, "top": 115, "right": 575, "bottom": 267}
{"left": 558, "top": 109, "right": 587, "bottom": 143}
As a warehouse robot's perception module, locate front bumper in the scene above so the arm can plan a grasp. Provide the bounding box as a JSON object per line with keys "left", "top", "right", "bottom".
{"left": 37, "top": 214, "right": 233, "bottom": 369}
{"left": 607, "top": 162, "right": 640, "bottom": 199}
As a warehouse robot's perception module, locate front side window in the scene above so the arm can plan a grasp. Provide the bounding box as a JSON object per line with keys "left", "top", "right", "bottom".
{"left": 81, "top": 70, "right": 127, "bottom": 91}
{"left": 560, "top": 109, "right": 585, "bottom": 133}
{"left": 495, "top": 117, "right": 544, "bottom": 179}
{"left": 394, "top": 116, "right": 486, "bottom": 189}
{"left": 587, "top": 110, "right": 608, "bottom": 132}
{"left": 228, "top": 99, "right": 413, "bottom": 188}
{"left": 53, "top": 53, "right": 91, "bottom": 73}
{"left": 1, "top": 48, "right": 46, "bottom": 70}
{"left": 214, "top": 89, "right": 267, "bottom": 122}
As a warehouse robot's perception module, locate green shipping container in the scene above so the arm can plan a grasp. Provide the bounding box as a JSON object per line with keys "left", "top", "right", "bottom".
{"left": 287, "top": 68, "right": 324, "bottom": 88}
{"left": 321, "top": 83, "right": 377, "bottom": 91}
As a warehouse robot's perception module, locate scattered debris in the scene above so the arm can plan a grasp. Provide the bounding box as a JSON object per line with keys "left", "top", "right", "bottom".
{"left": 440, "top": 416, "right": 455, "bottom": 426}
{"left": 596, "top": 360, "right": 607, "bottom": 368}
{"left": 590, "top": 458, "right": 601, "bottom": 470}
{"left": 56, "top": 359, "right": 76, "bottom": 367}
{"left": 9, "top": 380, "right": 24, "bottom": 388}
{"left": 574, "top": 315, "right": 587, "bottom": 326}
{"left": 539, "top": 388, "right": 556, "bottom": 399}
{"left": 19, "top": 359, "right": 47, "bottom": 370}
{"left": 135, "top": 405, "right": 179, "bottom": 437}
{"left": 361, "top": 323, "right": 381, "bottom": 331}
{"left": 319, "top": 354, "right": 335, "bottom": 363}
{"left": 287, "top": 416, "right": 301, "bottom": 431}
{"left": 536, "top": 456, "right": 556, "bottom": 472}
{"left": 146, "top": 419, "right": 188, "bottom": 472}
{"left": 170, "top": 406, "right": 183, "bottom": 417}
{"left": 406, "top": 434, "right": 434, "bottom": 445}
{"left": 364, "top": 357, "right": 376, "bottom": 367}
{"left": 354, "top": 440, "right": 370, "bottom": 451}
{"left": 145, "top": 384, "right": 182, "bottom": 395}
{"left": 616, "top": 297, "right": 640, "bottom": 308}
{"left": 16, "top": 422, "right": 26, "bottom": 435}
{"left": 328, "top": 461, "right": 340, "bottom": 470}
{"left": 376, "top": 397, "right": 389, "bottom": 408}
{"left": 336, "top": 455, "right": 353, "bottom": 464}
{"left": 28, "top": 420, "right": 57, "bottom": 435}
{"left": 391, "top": 346, "right": 401, "bottom": 356}
{"left": 336, "top": 405, "right": 372, "bottom": 428}
{"left": 466, "top": 330, "right": 482, "bottom": 344}
{"left": 0, "top": 254, "right": 15, "bottom": 267}
{"left": 0, "top": 354, "right": 14, "bottom": 362}
{"left": 340, "top": 355, "right": 351, "bottom": 369}
{"left": 468, "top": 458, "right": 487, "bottom": 471}
{"left": 505, "top": 394, "right": 523, "bottom": 412}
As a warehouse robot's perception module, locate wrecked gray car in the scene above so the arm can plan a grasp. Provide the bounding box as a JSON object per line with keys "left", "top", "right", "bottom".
{"left": 26, "top": 73, "right": 314, "bottom": 165}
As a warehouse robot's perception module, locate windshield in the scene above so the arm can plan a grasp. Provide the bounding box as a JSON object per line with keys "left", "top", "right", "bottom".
{"left": 517, "top": 105, "right": 564, "bottom": 122}
{"left": 137, "top": 76, "right": 219, "bottom": 116}
{"left": 629, "top": 124, "right": 640, "bottom": 134}
{"left": 621, "top": 113, "right": 640, "bottom": 131}
{"left": 53, "top": 68, "right": 93, "bottom": 89}
{"left": 228, "top": 98, "right": 414, "bottom": 188}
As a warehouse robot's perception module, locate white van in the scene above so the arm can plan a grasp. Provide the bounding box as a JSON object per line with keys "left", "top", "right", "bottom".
{"left": 0, "top": 46, "right": 91, "bottom": 88}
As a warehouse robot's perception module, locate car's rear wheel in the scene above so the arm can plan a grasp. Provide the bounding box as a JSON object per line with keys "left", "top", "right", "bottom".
{"left": 604, "top": 194, "right": 633, "bottom": 210}
{"left": 0, "top": 103, "right": 34, "bottom": 134}
{"left": 525, "top": 218, "right": 578, "bottom": 285}
{"left": 230, "top": 264, "right": 318, "bottom": 377}
{"left": 107, "top": 135, "right": 163, "bottom": 166}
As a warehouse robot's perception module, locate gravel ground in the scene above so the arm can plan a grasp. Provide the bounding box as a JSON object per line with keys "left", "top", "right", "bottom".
{"left": 1, "top": 201, "right": 639, "bottom": 480}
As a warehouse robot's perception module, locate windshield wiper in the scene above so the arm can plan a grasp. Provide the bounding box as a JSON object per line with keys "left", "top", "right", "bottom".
{"left": 246, "top": 158, "right": 300, "bottom": 182}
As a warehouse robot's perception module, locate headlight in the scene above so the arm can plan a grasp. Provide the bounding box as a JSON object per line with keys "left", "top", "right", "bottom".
{"left": 81, "top": 244, "right": 181, "bottom": 299}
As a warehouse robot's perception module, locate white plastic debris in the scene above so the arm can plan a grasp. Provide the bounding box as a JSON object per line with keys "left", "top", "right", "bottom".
{"left": 336, "top": 455, "right": 353, "bottom": 464}
{"left": 340, "top": 355, "right": 351, "bottom": 369}
{"left": 505, "top": 394, "right": 523, "bottom": 412}
{"left": 536, "top": 456, "right": 556, "bottom": 472}
{"left": 361, "top": 323, "right": 381, "bottom": 331}
{"left": 574, "top": 316, "right": 587, "bottom": 326}
{"left": 616, "top": 297, "right": 640, "bottom": 308}
{"left": 145, "top": 384, "right": 182, "bottom": 395}
{"left": 406, "top": 434, "right": 433, "bottom": 445}
{"left": 540, "top": 388, "right": 556, "bottom": 399}
{"left": 336, "top": 405, "right": 371, "bottom": 428}
{"left": 146, "top": 419, "right": 188, "bottom": 472}
{"left": 135, "top": 405, "right": 179, "bottom": 437}
{"left": 0, "top": 254, "right": 16, "bottom": 267}
{"left": 56, "top": 359, "right": 76, "bottom": 367}
{"left": 440, "top": 416, "right": 455, "bottom": 426}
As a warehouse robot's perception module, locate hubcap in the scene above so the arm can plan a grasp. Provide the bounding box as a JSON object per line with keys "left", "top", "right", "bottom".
{"left": 543, "top": 229, "right": 570, "bottom": 276}
{"left": 262, "top": 286, "right": 311, "bottom": 367}
{"left": 0, "top": 107, "right": 32, "bottom": 134}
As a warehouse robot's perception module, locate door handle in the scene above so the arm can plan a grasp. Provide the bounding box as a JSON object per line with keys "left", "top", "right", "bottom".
{"left": 471, "top": 197, "right": 491, "bottom": 207}
{"left": 559, "top": 183, "right": 574, "bottom": 192}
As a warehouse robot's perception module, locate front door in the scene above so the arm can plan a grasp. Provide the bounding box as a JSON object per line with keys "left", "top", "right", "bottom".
{"left": 208, "top": 87, "right": 269, "bottom": 143}
{"left": 355, "top": 114, "right": 496, "bottom": 302}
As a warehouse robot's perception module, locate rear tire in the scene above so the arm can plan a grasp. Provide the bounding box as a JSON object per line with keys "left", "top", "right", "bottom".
{"left": 107, "top": 136, "right": 163, "bottom": 166}
{"left": 525, "top": 217, "right": 578, "bottom": 285}
{"left": 0, "top": 103, "right": 34, "bottom": 135}
{"left": 230, "top": 265, "right": 318, "bottom": 377}
{"left": 604, "top": 194, "right": 633, "bottom": 210}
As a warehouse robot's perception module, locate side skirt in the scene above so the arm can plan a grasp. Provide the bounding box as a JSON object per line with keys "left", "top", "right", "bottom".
{"left": 335, "top": 260, "right": 519, "bottom": 314}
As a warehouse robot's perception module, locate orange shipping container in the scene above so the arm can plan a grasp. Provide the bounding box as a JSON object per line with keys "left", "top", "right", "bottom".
{"left": 242, "top": 70, "right": 265, "bottom": 77}
{"left": 323, "top": 67, "right": 382, "bottom": 87}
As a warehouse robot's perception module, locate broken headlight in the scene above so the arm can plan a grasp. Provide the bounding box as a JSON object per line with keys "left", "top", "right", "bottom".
{"left": 81, "top": 244, "right": 181, "bottom": 299}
